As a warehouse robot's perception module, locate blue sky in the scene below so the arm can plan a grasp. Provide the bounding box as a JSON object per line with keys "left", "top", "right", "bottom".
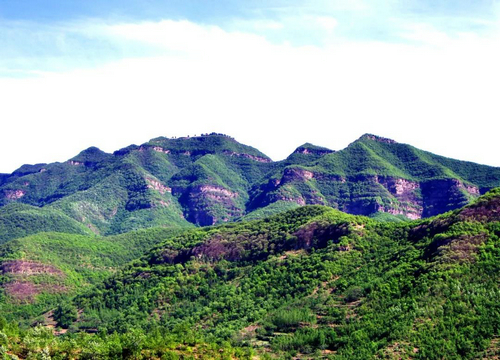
{"left": 3, "top": 0, "right": 498, "bottom": 74}
{"left": 0, "top": 1, "right": 499, "bottom": 172}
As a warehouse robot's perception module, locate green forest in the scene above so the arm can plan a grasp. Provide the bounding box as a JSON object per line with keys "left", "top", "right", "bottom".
{"left": 0, "top": 189, "right": 499, "bottom": 359}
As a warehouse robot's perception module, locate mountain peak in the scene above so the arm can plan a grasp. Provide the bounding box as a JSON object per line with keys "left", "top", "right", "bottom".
{"left": 11, "top": 163, "right": 48, "bottom": 176}
{"left": 292, "top": 143, "right": 334, "bottom": 156}
{"left": 70, "top": 146, "right": 111, "bottom": 165}
{"left": 74, "top": 146, "right": 106, "bottom": 155}
{"left": 146, "top": 133, "right": 269, "bottom": 160}
{"left": 150, "top": 133, "right": 236, "bottom": 143}
{"left": 358, "top": 133, "right": 397, "bottom": 144}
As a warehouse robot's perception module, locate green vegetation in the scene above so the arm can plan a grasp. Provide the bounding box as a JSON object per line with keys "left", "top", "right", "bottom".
{"left": 239, "top": 200, "right": 301, "bottom": 221}
{"left": 11, "top": 189, "right": 490, "bottom": 359}
{"left": 0, "top": 323, "right": 254, "bottom": 359}
{"left": 0, "top": 134, "right": 500, "bottom": 358}
{"left": 368, "top": 211, "right": 410, "bottom": 222}
{"left": 0, "top": 227, "right": 187, "bottom": 324}
{"left": 0, "top": 190, "right": 499, "bottom": 357}
{"left": 53, "top": 303, "right": 77, "bottom": 328}
{"left": 0, "top": 203, "right": 93, "bottom": 245}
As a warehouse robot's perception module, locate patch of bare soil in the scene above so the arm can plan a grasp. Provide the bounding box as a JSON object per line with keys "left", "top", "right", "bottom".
{"left": 4, "top": 281, "right": 39, "bottom": 302}
{"left": 1, "top": 260, "right": 64, "bottom": 276}
{"left": 4, "top": 281, "right": 67, "bottom": 303}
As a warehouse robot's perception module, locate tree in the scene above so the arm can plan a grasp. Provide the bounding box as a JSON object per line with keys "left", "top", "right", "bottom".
{"left": 53, "top": 303, "right": 78, "bottom": 329}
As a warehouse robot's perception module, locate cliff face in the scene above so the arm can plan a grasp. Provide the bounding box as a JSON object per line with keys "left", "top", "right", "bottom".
{"left": 249, "top": 170, "right": 485, "bottom": 220}
{"left": 376, "top": 177, "right": 422, "bottom": 219}
{"left": 338, "top": 175, "right": 422, "bottom": 218}
{"left": 421, "top": 179, "right": 479, "bottom": 217}
{"left": 347, "top": 176, "right": 479, "bottom": 219}
{"left": 177, "top": 184, "right": 243, "bottom": 226}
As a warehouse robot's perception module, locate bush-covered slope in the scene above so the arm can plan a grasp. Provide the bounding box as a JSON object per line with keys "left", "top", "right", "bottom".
{"left": 40, "top": 189, "right": 499, "bottom": 359}
{"left": 0, "top": 203, "right": 94, "bottom": 245}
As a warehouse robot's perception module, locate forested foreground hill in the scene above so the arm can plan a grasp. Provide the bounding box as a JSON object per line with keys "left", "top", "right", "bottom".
{"left": 0, "top": 227, "right": 190, "bottom": 324}
{"left": 1, "top": 189, "right": 497, "bottom": 359}
{"left": 1, "top": 133, "right": 500, "bottom": 237}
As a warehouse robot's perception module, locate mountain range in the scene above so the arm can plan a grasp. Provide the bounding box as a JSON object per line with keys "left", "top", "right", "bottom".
{"left": 1, "top": 133, "right": 499, "bottom": 244}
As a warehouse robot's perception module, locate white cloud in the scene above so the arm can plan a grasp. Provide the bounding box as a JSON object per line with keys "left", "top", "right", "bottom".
{"left": 0, "top": 18, "right": 499, "bottom": 173}
{"left": 315, "top": 16, "right": 338, "bottom": 31}
{"left": 400, "top": 23, "right": 452, "bottom": 46}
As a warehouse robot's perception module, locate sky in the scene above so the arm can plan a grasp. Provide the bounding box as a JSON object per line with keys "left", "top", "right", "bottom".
{"left": 0, "top": 0, "right": 499, "bottom": 173}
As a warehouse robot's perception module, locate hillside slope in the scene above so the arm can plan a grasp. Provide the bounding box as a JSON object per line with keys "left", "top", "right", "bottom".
{"left": 0, "top": 227, "right": 187, "bottom": 323}
{"left": 58, "top": 189, "right": 500, "bottom": 359}
{"left": 0, "top": 203, "right": 94, "bottom": 245}
{"left": 0, "top": 190, "right": 498, "bottom": 358}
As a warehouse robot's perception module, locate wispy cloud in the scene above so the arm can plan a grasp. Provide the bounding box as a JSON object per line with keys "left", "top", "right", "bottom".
{"left": 2, "top": 0, "right": 499, "bottom": 75}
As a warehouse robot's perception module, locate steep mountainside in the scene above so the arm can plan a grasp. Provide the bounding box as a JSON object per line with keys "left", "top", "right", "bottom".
{"left": 1, "top": 134, "right": 499, "bottom": 359}
{"left": 1, "top": 133, "right": 500, "bottom": 233}
{"left": 43, "top": 189, "right": 499, "bottom": 359}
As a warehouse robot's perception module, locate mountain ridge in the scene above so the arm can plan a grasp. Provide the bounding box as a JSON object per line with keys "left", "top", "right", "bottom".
{"left": 1, "top": 133, "right": 499, "bottom": 235}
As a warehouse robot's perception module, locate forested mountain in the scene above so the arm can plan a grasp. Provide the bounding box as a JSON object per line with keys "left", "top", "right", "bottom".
{"left": 1, "top": 133, "right": 500, "bottom": 236}
{"left": 1, "top": 189, "right": 499, "bottom": 358}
